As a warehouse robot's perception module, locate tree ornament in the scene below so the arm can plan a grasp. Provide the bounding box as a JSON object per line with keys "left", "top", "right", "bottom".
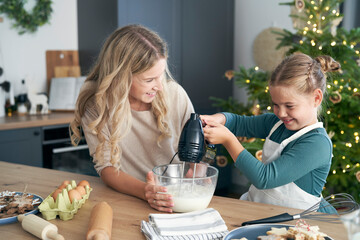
{"left": 329, "top": 91, "right": 342, "bottom": 104}
{"left": 356, "top": 171, "right": 360, "bottom": 183}
{"left": 225, "top": 70, "right": 234, "bottom": 80}
{"left": 255, "top": 150, "right": 263, "bottom": 161}
{"left": 245, "top": 137, "right": 256, "bottom": 143}
{"left": 236, "top": 136, "right": 244, "bottom": 142}
{"left": 330, "top": 16, "right": 343, "bottom": 36}
{"left": 290, "top": 6, "right": 307, "bottom": 29}
{"left": 236, "top": 136, "right": 256, "bottom": 143}
{"left": 251, "top": 102, "right": 261, "bottom": 116}
{"left": 0, "top": 0, "right": 53, "bottom": 35}
{"left": 295, "top": 0, "right": 305, "bottom": 12}
{"left": 327, "top": 131, "right": 335, "bottom": 139}
{"left": 215, "top": 155, "right": 228, "bottom": 167}
{"left": 353, "top": 92, "right": 360, "bottom": 99}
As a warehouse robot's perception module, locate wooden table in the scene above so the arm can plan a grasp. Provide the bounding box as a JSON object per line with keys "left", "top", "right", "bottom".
{"left": 0, "top": 161, "right": 347, "bottom": 239}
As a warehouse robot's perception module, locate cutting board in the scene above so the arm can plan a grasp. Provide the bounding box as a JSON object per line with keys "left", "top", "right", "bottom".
{"left": 54, "top": 66, "right": 81, "bottom": 78}
{"left": 46, "top": 50, "right": 80, "bottom": 93}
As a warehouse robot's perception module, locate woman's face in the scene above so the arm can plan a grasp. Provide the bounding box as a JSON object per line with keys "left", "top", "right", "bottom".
{"left": 129, "top": 58, "right": 166, "bottom": 111}
{"left": 269, "top": 85, "right": 322, "bottom": 131}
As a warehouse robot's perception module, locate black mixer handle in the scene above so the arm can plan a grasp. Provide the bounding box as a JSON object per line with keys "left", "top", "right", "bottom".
{"left": 241, "top": 213, "right": 294, "bottom": 226}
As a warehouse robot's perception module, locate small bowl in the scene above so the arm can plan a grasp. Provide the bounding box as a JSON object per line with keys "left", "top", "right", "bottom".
{"left": 153, "top": 162, "right": 218, "bottom": 212}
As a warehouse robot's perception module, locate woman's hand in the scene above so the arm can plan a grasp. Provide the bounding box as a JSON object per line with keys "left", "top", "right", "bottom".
{"left": 200, "top": 113, "right": 226, "bottom": 126}
{"left": 144, "top": 171, "right": 174, "bottom": 213}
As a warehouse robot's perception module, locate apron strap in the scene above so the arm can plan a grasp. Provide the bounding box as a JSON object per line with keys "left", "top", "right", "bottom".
{"left": 268, "top": 120, "right": 283, "bottom": 136}
{"left": 281, "top": 122, "right": 324, "bottom": 148}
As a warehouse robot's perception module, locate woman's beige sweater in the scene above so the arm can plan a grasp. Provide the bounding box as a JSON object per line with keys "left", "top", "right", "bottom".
{"left": 81, "top": 81, "right": 194, "bottom": 181}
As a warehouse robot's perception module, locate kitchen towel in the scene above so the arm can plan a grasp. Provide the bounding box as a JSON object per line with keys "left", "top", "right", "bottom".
{"left": 141, "top": 208, "right": 228, "bottom": 240}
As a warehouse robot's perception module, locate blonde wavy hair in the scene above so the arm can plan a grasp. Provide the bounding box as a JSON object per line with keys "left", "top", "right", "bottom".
{"left": 269, "top": 53, "right": 341, "bottom": 115}
{"left": 70, "top": 24, "right": 172, "bottom": 168}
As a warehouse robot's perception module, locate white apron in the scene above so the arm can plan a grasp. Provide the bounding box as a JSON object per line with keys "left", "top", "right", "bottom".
{"left": 240, "top": 121, "right": 323, "bottom": 210}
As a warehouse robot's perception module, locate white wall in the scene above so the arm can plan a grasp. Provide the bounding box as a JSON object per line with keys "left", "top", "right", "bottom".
{"left": 342, "top": 0, "right": 357, "bottom": 30}
{"left": 233, "top": 0, "right": 294, "bottom": 103}
{"left": 0, "top": 0, "right": 78, "bottom": 96}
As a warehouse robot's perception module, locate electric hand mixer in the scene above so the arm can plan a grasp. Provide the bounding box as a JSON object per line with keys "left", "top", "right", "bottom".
{"left": 155, "top": 113, "right": 219, "bottom": 212}
{"left": 178, "top": 112, "right": 216, "bottom": 163}
{"left": 164, "top": 112, "right": 216, "bottom": 168}
{"left": 178, "top": 113, "right": 217, "bottom": 189}
{"left": 164, "top": 113, "right": 216, "bottom": 174}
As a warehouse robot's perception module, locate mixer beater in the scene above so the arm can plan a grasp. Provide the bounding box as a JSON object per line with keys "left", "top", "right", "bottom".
{"left": 177, "top": 113, "right": 213, "bottom": 192}
{"left": 160, "top": 113, "right": 215, "bottom": 193}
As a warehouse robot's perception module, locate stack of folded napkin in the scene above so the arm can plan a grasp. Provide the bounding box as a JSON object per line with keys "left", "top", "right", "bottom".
{"left": 141, "top": 208, "right": 229, "bottom": 240}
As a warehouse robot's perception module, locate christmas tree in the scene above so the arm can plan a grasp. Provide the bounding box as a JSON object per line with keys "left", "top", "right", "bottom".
{"left": 213, "top": 0, "right": 360, "bottom": 202}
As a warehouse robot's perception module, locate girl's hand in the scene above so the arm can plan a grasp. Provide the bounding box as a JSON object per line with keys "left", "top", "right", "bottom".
{"left": 144, "top": 171, "right": 174, "bottom": 212}
{"left": 200, "top": 113, "right": 226, "bottom": 126}
{"left": 203, "top": 120, "right": 233, "bottom": 145}
{"left": 204, "top": 121, "right": 245, "bottom": 162}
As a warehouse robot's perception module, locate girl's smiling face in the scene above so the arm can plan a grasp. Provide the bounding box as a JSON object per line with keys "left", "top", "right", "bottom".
{"left": 269, "top": 85, "right": 322, "bottom": 131}
{"left": 129, "top": 58, "right": 166, "bottom": 111}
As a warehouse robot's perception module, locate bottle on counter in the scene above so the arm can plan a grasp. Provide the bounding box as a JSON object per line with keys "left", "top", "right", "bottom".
{"left": 17, "top": 79, "right": 28, "bottom": 115}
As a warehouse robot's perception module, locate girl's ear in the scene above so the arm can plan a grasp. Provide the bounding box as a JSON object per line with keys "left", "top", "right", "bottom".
{"left": 313, "top": 88, "right": 323, "bottom": 107}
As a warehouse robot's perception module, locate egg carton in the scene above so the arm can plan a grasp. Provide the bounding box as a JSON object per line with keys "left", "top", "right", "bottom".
{"left": 38, "top": 180, "right": 92, "bottom": 221}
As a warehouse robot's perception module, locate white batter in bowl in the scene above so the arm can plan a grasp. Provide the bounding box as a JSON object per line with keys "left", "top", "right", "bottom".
{"left": 153, "top": 162, "right": 218, "bottom": 212}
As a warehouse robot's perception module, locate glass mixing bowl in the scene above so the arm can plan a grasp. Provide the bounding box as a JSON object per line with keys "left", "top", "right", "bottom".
{"left": 152, "top": 162, "right": 218, "bottom": 212}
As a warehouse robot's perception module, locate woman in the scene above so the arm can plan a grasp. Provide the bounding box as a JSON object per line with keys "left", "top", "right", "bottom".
{"left": 70, "top": 25, "right": 194, "bottom": 212}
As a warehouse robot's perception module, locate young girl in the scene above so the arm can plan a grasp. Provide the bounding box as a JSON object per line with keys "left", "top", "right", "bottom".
{"left": 202, "top": 53, "right": 340, "bottom": 212}
{"left": 70, "top": 25, "right": 194, "bottom": 212}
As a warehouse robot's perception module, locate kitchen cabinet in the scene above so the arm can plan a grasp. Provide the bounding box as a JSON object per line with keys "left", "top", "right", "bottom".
{"left": 0, "top": 112, "right": 75, "bottom": 168}
{"left": 0, "top": 124, "right": 94, "bottom": 175}
{"left": 0, "top": 113, "right": 94, "bottom": 175}
{"left": 0, "top": 127, "right": 42, "bottom": 167}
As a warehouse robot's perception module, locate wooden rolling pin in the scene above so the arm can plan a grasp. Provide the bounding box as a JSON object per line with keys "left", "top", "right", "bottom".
{"left": 86, "top": 201, "right": 113, "bottom": 240}
{"left": 17, "top": 214, "right": 64, "bottom": 240}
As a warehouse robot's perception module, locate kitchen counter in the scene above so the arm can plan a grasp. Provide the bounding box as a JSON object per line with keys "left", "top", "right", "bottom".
{"left": 0, "top": 161, "right": 347, "bottom": 239}
{"left": 0, "top": 112, "right": 74, "bottom": 130}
